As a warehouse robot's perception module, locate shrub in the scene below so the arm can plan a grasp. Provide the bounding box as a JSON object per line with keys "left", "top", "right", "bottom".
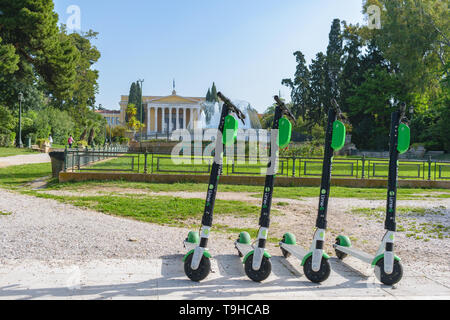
{"left": 77, "top": 140, "right": 88, "bottom": 148}
{"left": 0, "top": 132, "right": 15, "bottom": 147}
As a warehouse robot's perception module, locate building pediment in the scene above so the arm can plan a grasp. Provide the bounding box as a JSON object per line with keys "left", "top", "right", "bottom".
{"left": 148, "top": 94, "right": 203, "bottom": 105}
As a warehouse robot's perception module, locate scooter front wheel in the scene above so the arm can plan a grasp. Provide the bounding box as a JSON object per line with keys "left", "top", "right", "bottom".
{"left": 184, "top": 253, "right": 211, "bottom": 282}
{"left": 303, "top": 255, "right": 331, "bottom": 283}
{"left": 374, "top": 258, "right": 403, "bottom": 286}
{"left": 244, "top": 254, "right": 272, "bottom": 282}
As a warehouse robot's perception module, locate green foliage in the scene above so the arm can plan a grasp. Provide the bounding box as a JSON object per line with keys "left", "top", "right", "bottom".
{"left": 126, "top": 103, "right": 145, "bottom": 133}
{"left": 0, "top": 1, "right": 101, "bottom": 150}
{"left": 127, "top": 81, "right": 144, "bottom": 124}
{"left": 283, "top": 5, "right": 449, "bottom": 152}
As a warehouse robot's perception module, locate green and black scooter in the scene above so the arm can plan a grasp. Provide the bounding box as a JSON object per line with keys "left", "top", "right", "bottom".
{"left": 333, "top": 103, "right": 411, "bottom": 285}
{"left": 279, "top": 99, "right": 346, "bottom": 283}
{"left": 234, "top": 96, "right": 296, "bottom": 282}
{"left": 183, "top": 92, "right": 246, "bottom": 282}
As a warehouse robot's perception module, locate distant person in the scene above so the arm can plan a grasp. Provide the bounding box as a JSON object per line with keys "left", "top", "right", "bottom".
{"left": 49, "top": 135, "right": 53, "bottom": 147}
{"left": 68, "top": 135, "right": 74, "bottom": 148}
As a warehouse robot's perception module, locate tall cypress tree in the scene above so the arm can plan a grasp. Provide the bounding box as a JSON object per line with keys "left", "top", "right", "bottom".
{"left": 211, "top": 82, "right": 218, "bottom": 102}
{"left": 282, "top": 51, "right": 311, "bottom": 120}
{"left": 309, "top": 52, "right": 328, "bottom": 126}
{"left": 126, "top": 82, "right": 137, "bottom": 123}
{"left": 324, "top": 19, "right": 343, "bottom": 111}
{"left": 206, "top": 88, "right": 211, "bottom": 102}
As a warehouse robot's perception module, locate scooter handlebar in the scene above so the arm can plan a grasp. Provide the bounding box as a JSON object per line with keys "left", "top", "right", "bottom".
{"left": 274, "top": 96, "right": 296, "bottom": 123}
{"left": 331, "top": 99, "right": 347, "bottom": 122}
{"left": 217, "top": 92, "right": 246, "bottom": 124}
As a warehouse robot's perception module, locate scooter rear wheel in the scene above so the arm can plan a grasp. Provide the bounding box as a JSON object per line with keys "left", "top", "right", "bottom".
{"left": 303, "top": 255, "right": 331, "bottom": 283}
{"left": 244, "top": 254, "right": 272, "bottom": 282}
{"left": 184, "top": 253, "right": 211, "bottom": 282}
{"left": 374, "top": 258, "right": 403, "bottom": 286}
{"left": 280, "top": 235, "right": 292, "bottom": 258}
{"left": 334, "top": 238, "right": 348, "bottom": 260}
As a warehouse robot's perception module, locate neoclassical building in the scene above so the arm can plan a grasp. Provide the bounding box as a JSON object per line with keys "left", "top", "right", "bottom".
{"left": 119, "top": 90, "right": 205, "bottom": 135}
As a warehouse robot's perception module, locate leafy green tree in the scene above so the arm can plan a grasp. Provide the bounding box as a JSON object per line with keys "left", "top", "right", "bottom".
{"left": 59, "top": 29, "right": 101, "bottom": 125}
{"left": 0, "top": 0, "right": 79, "bottom": 102}
{"left": 0, "top": 37, "right": 19, "bottom": 78}
{"left": 346, "top": 65, "right": 402, "bottom": 150}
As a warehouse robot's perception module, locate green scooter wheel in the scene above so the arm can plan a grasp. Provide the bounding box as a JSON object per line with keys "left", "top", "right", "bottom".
{"left": 303, "top": 255, "right": 331, "bottom": 283}
{"left": 374, "top": 258, "right": 403, "bottom": 286}
{"left": 184, "top": 253, "right": 211, "bottom": 282}
{"left": 244, "top": 254, "right": 272, "bottom": 283}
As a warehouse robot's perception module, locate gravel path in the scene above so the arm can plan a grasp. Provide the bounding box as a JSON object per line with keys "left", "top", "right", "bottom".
{"left": 0, "top": 153, "right": 50, "bottom": 168}
{"left": 0, "top": 188, "right": 235, "bottom": 262}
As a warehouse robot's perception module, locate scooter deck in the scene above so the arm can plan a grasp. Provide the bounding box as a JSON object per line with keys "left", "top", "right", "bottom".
{"left": 280, "top": 243, "right": 309, "bottom": 261}
{"left": 334, "top": 244, "right": 373, "bottom": 264}
{"left": 235, "top": 242, "right": 254, "bottom": 257}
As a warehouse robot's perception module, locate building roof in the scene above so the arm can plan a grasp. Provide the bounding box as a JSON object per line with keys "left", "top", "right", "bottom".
{"left": 95, "top": 109, "right": 121, "bottom": 115}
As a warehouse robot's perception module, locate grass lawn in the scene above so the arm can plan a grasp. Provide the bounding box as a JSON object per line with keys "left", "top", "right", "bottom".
{"left": 82, "top": 153, "right": 450, "bottom": 180}
{"left": 0, "top": 147, "right": 39, "bottom": 158}
{"left": 0, "top": 162, "right": 52, "bottom": 189}
{"left": 45, "top": 179, "right": 450, "bottom": 200}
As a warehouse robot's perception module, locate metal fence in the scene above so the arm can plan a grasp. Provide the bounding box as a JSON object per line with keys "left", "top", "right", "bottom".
{"left": 64, "top": 150, "right": 450, "bottom": 181}
{"left": 64, "top": 145, "right": 129, "bottom": 172}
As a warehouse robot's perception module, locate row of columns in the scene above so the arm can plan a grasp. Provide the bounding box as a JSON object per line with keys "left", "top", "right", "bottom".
{"left": 148, "top": 106, "right": 200, "bottom": 133}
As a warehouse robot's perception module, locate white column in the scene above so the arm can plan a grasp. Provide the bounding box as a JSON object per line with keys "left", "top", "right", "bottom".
{"left": 176, "top": 108, "right": 180, "bottom": 130}
{"left": 192, "top": 108, "right": 196, "bottom": 129}
{"left": 183, "top": 107, "right": 187, "bottom": 129}
{"left": 163, "top": 107, "right": 167, "bottom": 132}
{"left": 154, "top": 106, "right": 158, "bottom": 133}
{"left": 169, "top": 107, "right": 173, "bottom": 132}
{"left": 147, "top": 105, "right": 151, "bottom": 135}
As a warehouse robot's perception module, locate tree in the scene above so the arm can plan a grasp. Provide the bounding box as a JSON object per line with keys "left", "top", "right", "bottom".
{"left": 206, "top": 88, "right": 212, "bottom": 102}
{"left": 59, "top": 29, "right": 101, "bottom": 125}
{"left": 210, "top": 82, "right": 218, "bottom": 102}
{"left": 282, "top": 51, "right": 311, "bottom": 120}
{"left": 0, "top": 0, "right": 79, "bottom": 102}
{"left": 360, "top": 0, "right": 448, "bottom": 96}
{"left": 126, "top": 103, "right": 144, "bottom": 135}
{"left": 0, "top": 37, "right": 19, "bottom": 78}
{"left": 346, "top": 65, "right": 402, "bottom": 150}
{"left": 308, "top": 52, "right": 328, "bottom": 126}
{"left": 325, "top": 19, "right": 343, "bottom": 104}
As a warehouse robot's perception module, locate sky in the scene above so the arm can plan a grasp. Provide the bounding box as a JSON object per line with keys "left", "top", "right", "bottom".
{"left": 53, "top": 0, "right": 367, "bottom": 113}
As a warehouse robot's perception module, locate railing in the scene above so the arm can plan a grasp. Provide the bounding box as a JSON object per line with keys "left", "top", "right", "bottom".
{"left": 64, "top": 150, "right": 450, "bottom": 181}
{"left": 64, "top": 145, "right": 129, "bottom": 172}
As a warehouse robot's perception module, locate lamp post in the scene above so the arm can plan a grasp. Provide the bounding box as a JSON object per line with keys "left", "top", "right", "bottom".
{"left": 18, "top": 92, "right": 24, "bottom": 148}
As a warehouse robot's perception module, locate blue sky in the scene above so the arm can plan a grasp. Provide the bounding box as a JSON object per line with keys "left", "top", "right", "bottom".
{"left": 53, "top": 0, "right": 366, "bottom": 113}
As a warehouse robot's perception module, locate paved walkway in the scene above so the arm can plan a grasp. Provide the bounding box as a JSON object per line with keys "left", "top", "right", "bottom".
{"left": 0, "top": 153, "right": 50, "bottom": 168}
{"left": 1, "top": 257, "right": 449, "bottom": 300}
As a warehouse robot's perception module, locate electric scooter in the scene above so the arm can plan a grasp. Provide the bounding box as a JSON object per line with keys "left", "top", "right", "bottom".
{"left": 279, "top": 99, "right": 347, "bottom": 283}
{"left": 235, "top": 96, "right": 296, "bottom": 282}
{"left": 333, "top": 103, "right": 410, "bottom": 286}
{"left": 183, "top": 92, "right": 246, "bottom": 282}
